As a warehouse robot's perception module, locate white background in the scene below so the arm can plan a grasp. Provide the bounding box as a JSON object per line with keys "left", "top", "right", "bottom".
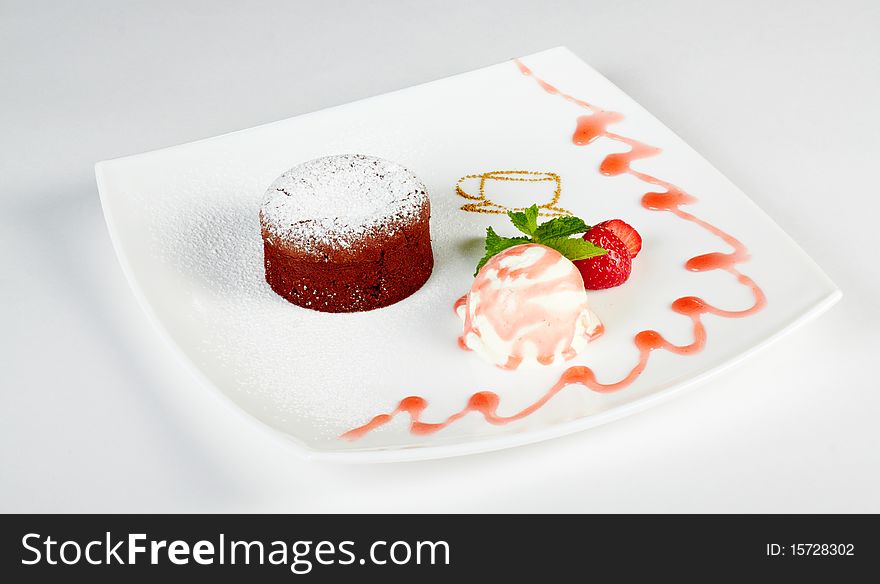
{"left": 2, "top": 0, "right": 878, "bottom": 512}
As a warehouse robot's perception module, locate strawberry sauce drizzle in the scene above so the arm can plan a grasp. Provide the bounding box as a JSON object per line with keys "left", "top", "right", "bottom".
{"left": 340, "top": 60, "right": 766, "bottom": 441}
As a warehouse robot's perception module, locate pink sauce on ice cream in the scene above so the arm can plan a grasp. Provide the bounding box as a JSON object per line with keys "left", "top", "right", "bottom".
{"left": 454, "top": 244, "right": 603, "bottom": 370}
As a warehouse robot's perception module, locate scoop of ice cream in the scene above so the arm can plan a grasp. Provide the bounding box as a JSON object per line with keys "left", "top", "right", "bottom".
{"left": 455, "top": 243, "right": 603, "bottom": 370}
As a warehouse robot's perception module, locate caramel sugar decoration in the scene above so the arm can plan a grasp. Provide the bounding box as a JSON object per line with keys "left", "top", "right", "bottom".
{"left": 455, "top": 170, "right": 571, "bottom": 216}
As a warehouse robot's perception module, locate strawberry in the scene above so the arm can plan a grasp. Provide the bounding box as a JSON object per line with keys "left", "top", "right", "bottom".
{"left": 574, "top": 226, "right": 632, "bottom": 289}
{"left": 595, "top": 219, "right": 641, "bottom": 258}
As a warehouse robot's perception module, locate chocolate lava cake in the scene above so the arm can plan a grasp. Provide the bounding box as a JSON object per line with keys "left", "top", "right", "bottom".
{"left": 259, "top": 154, "right": 434, "bottom": 312}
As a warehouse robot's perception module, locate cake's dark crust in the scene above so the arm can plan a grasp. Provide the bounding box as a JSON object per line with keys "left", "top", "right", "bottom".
{"left": 262, "top": 204, "right": 433, "bottom": 313}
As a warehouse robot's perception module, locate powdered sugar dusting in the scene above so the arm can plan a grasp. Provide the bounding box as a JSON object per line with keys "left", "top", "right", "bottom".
{"left": 260, "top": 154, "right": 428, "bottom": 255}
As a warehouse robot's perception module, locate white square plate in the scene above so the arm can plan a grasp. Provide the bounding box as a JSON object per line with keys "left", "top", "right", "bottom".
{"left": 96, "top": 47, "right": 840, "bottom": 462}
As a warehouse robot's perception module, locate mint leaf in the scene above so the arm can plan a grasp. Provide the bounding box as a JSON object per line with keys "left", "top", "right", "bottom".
{"left": 532, "top": 216, "right": 589, "bottom": 243}
{"left": 524, "top": 204, "right": 539, "bottom": 233}
{"left": 545, "top": 237, "right": 607, "bottom": 262}
{"left": 475, "top": 227, "right": 529, "bottom": 275}
{"left": 474, "top": 204, "right": 611, "bottom": 275}
{"left": 507, "top": 204, "right": 539, "bottom": 236}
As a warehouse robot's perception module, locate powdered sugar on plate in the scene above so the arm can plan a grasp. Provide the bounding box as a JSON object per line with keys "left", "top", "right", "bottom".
{"left": 260, "top": 154, "right": 428, "bottom": 256}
